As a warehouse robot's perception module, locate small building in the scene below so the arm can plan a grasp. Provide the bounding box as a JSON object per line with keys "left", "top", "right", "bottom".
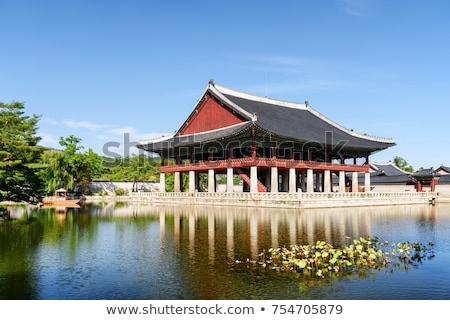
{"left": 412, "top": 168, "right": 440, "bottom": 192}
{"left": 436, "top": 166, "right": 450, "bottom": 175}
{"left": 137, "top": 81, "right": 396, "bottom": 194}
{"left": 366, "top": 161, "right": 416, "bottom": 192}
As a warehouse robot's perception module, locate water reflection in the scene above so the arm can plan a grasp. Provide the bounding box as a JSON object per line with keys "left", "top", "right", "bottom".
{"left": 0, "top": 202, "right": 448, "bottom": 299}
{"left": 161, "top": 204, "right": 441, "bottom": 261}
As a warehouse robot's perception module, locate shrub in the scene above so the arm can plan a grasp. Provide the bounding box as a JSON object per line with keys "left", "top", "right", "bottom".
{"left": 114, "top": 188, "right": 128, "bottom": 196}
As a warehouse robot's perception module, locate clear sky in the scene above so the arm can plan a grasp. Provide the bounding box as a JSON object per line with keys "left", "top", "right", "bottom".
{"left": 1, "top": 0, "right": 449, "bottom": 170}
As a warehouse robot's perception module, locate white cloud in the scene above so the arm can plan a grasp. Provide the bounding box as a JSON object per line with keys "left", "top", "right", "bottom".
{"left": 38, "top": 132, "right": 60, "bottom": 149}
{"left": 63, "top": 120, "right": 107, "bottom": 131}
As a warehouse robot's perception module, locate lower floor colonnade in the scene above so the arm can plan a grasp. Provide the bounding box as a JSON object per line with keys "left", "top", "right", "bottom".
{"left": 159, "top": 160, "right": 371, "bottom": 194}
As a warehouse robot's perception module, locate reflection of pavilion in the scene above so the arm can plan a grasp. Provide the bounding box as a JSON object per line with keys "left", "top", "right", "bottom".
{"left": 138, "top": 81, "right": 395, "bottom": 194}
{"left": 157, "top": 205, "right": 437, "bottom": 264}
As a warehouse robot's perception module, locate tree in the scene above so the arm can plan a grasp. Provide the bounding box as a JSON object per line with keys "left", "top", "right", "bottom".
{"left": 40, "top": 149, "right": 73, "bottom": 193}
{"left": 40, "top": 135, "right": 104, "bottom": 194}
{"left": 106, "top": 154, "right": 159, "bottom": 191}
{"left": 72, "top": 148, "right": 104, "bottom": 193}
{"left": 0, "top": 101, "right": 45, "bottom": 203}
{"left": 393, "top": 156, "right": 414, "bottom": 173}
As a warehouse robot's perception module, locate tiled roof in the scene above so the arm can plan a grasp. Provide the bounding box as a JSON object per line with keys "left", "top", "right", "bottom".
{"left": 369, "top": 161, "right": 411, "bottom": 176}
{"left": 137, "top": 82, "right": 396, "bottom": 154}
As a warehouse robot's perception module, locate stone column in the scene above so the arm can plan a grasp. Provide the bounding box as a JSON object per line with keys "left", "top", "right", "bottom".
{"left": 289, "top": 168, "right": 296, "bottom": 193}
{"left": 174, "top": 171, "right": 181, "bottom": 192}
{"left": 365, "top": 172, "right": 371, "bottom": 193}
{"left": 159, "top": 172, "right": 166, "bottom": 192}
{"left": 189, "top": 170, "right": 196, "bottom": 194}
{"left": 339, "top": 171, "right": 346, "bottom": 193}
{"left": 250, "top": 166, "right": 258, "bottom": 193}
{"left": 352, "top": 172, "right": 359, "bottom": 193}
{"left": 271, "top": 167, "right": 278, "bottom": 193}
{"left": 307, "top": 169, "right": 314, "bottom": 193}
{"left": 324, "top": 170, "right": 331, "bottom": 193}
{"left": 208, "top": 169, "right": 215, "bottom": 193}
{"left": 226, "top": 167, "right": 234, "bottom": 193}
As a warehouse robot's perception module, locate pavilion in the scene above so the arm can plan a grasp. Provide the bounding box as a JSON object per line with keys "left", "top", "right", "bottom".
{"left": 137, "top": 81, "right": 396, "bottom": 194}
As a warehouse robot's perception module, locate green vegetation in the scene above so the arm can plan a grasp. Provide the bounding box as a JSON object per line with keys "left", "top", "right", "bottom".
{"left": 241, "top": 237, "right": 435, "bottom": 278}
{"left": 1, "top": 100, "right": 161, "bottom": 202}
{"left": 0, "top": 102, "right": 45, "bottom": 203}
{"left": 40, "top": 135, "right": 104, "bottom": 194}
{"left": 393, "top": 156, "right": 414, "bottom": 172}
{"left": 100, "top": 154, "right": 160, "bottom": 191}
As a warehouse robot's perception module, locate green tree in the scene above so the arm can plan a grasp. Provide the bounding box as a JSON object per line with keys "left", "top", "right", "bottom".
{"left": 40, "top": 135, "right": 104, "bottom": 194}
{"left": 72, "top": 148, "right": 104, "bottom": 193}
{"left": 0, "top": 101, "right": 45, "bottom": 203}
{"left": 108, "top": 154, "right": 159, "bottom": 191}
{"left": 40, "top": 149, "right": 73, "bottom": 193}
{"left": 393, "top": 156, "right": 414, "bottom": 173}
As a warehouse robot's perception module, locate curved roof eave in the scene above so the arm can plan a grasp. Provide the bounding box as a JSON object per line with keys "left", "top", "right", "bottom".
{"left": 211, "top": 83, "right": 395, "bottom": 150}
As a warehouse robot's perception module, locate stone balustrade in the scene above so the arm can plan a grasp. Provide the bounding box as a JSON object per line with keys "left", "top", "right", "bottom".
{"left": 125, "top": 191, "right": 438, "bottom": 209}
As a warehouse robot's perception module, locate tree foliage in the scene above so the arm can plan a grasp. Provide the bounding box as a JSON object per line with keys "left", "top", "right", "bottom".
{"left": 39, "top": 135, "right": 104, "bottom": 194}
{"left": 0, "top": 101, "right": 45, "bottom": 203}
{"left": 40, "top": 149, "right": 73, "bottom": 193}
{"left": 393, "top": 156, "right": 414, "bottom": 173}
{"left": 103, "top": 154, "right": 159, "bottom": 191}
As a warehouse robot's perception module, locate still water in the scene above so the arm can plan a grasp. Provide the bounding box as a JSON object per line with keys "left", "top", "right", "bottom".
{"left": 1, "top": 202, "right": 449, "bottom": 300}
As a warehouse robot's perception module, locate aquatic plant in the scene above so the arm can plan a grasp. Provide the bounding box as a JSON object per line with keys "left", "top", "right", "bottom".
{"left": 239, "top": 237, "right": 435, "bottom": 278}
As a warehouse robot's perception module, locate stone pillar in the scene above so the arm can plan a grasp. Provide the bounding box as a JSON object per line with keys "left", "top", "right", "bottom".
{"left": 159, "top": 172, "right": 166, "bottom": 192}
{"left": 365, "top": 172, "right": 371, "bottom": 193}
{"left": 339, "top": 171, "right": 346, "bottom": 193}
{"left": 189, "top": 170, "right": 196, "bottom": 194}
{"left": 250, "top": 166, "right": 258, "bottom": 193}
{"left": 271, "top": 167, "right": 278, "bottom": 193}
{"left": 208, "top": 169, "right": 215, "bottom": 193}
{"left": 324, "top": 170, "right": 331, "bottom": 193}
{"left": 352, "top": 172, "right": 359, "bottom": 193}
{"left": 307, "top": 169, "right": 314, "bottom": 193}
{"left": 227, "top": 167, "right": 234, "bottom": 193}
{"left": 289, "top": 168, "right": 296, "bottom": 193}
{"left": 174, "top": 172, "right": 181, "bottom": 192}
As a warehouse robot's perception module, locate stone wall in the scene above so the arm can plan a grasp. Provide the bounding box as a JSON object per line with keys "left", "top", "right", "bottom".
{"left": 88, "top": 181, "right": 160, "bottom": 194}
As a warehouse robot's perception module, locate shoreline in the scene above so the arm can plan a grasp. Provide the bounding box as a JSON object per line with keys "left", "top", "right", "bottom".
{"left": 83, "top": 191, "right": 443, "bottom": 209}
{"left": 2, "top": 192, "right": 446, "bottom": 210}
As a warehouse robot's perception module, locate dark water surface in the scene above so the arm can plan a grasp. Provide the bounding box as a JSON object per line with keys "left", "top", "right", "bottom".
{"left": 1, "top": 202, "right": 449, "bottom": 300}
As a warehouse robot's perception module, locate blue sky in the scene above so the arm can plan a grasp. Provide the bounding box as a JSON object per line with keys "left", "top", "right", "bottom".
{"left": 1, "top": 0, "right": 449, "bottom": 170}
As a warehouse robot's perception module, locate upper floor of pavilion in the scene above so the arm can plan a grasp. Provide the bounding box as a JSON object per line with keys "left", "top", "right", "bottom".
{"left": 137, "top": 80, "right": 395, "bottom": 163}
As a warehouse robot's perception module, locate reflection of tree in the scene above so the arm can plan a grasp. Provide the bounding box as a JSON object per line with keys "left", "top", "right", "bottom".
{"left": 0, "top": 213, "right": 44, "bottom": 299}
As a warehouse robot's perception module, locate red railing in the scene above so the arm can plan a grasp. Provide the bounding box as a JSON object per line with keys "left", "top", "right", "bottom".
{"left": 160, "top": 157, "right": 369, "bottom": 173}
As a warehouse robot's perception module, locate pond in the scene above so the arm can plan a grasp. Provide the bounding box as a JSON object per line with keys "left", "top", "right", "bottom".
{"left": 1, "top": 202, "right": 449, "bottom": 300}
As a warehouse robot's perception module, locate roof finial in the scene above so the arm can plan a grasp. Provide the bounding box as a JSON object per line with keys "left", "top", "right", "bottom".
{"left": 209, "top": 79, "right": 215, "bottom": 85}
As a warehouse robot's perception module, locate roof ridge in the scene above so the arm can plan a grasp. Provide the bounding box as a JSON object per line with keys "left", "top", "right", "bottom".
{"left": 213, "top": 83, "right": 308, "bottom": 110}
{"left": 306, "top": 105, "right": 395, "bottom": 144}
{"left": 178, "top": 121, "right": 251, "bottom": 137}
{"left": 208, "top": 83, "right": 257, "bottom": 121}
{"left": 213, "top": 82, "right": 394, "bottom": 144}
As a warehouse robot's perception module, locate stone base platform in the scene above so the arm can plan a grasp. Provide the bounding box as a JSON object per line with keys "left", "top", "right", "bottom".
{"left": 86, "top": 192, "right": 440, "bottom": 209}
